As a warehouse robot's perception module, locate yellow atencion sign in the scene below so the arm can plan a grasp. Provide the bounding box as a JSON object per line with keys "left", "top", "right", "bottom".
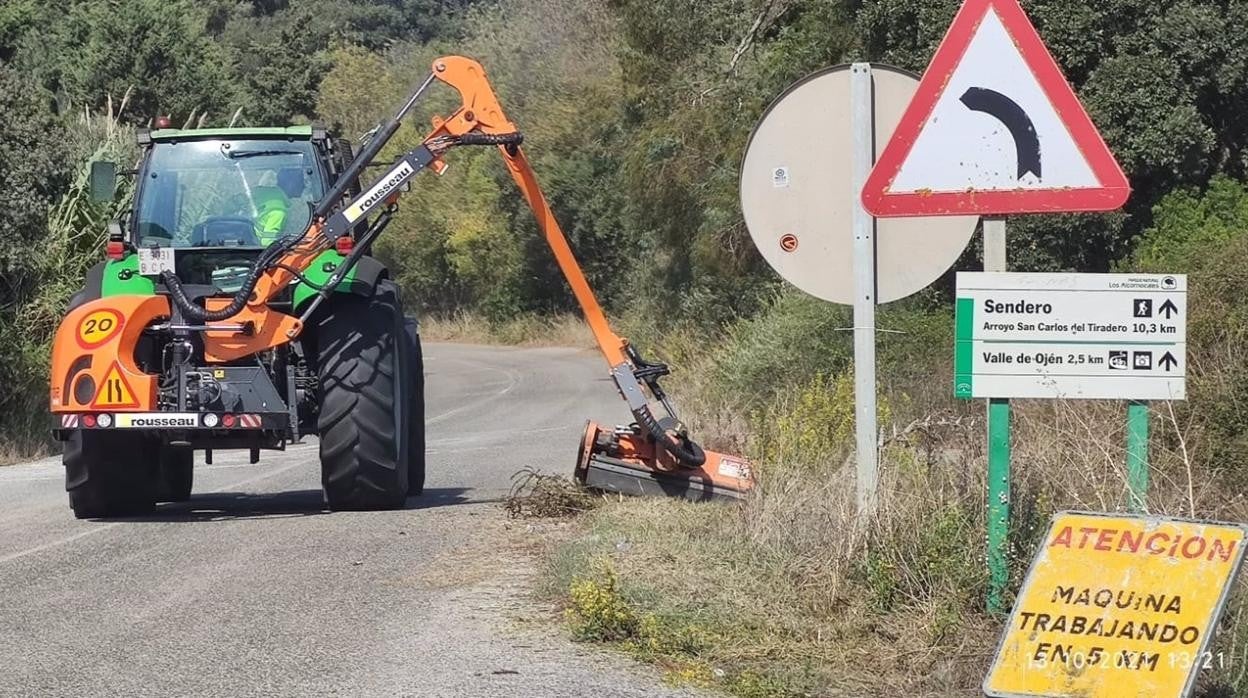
{"left": 986, "top": 511, "right": 1247, "bottom": 698}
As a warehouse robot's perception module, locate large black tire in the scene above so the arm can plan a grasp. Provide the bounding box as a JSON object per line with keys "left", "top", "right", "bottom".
{"left": 64, "top": 431, "right": 159, "bottom": 519}
{"left": 315, "top": 281, "right": 410, "bottom": 510}
{"left": 157, "top": 446, "right": 194, "bottom": 502}
{"left": 404, "top": 318, "right": 426, "bottom": 496}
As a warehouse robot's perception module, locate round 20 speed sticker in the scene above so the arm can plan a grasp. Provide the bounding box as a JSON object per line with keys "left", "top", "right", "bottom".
{"left": 76, "top": 308, "right": 124, "bottom": 349}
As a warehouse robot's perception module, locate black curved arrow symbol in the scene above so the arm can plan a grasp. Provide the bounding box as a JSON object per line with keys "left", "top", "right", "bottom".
{"left": 960, "top": 87, "right": 1042, "bottom": 181}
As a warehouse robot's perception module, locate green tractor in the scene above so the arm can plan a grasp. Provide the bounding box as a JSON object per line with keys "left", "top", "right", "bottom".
{"left": 52, "top": 123, "right": 425, "bottom": 517}
{"left": 49, "top": 55, "right": 751, "bottom": 520}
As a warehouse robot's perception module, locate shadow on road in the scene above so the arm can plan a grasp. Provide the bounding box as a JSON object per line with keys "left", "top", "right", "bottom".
{"left": 106, "top": 487, "right": 476, "bottom": 523}
{"left": 409, "top": 487, "right": 477, "bottom": 510}
{"left": 147, "top": 488, "right": 327, "bottom": 522}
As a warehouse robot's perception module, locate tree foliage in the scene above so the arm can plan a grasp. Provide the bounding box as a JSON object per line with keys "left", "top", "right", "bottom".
{"left": 8, "top": 0, "right": 1248, "bottom": 452}
{"left": 0, "top": 63, "right": 72, "bottom": 291}
{"left": 8, "top": 0, "right": 237, "bottom": 121}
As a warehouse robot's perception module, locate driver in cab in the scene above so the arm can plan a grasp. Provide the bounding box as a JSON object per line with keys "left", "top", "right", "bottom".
{"left": 251, "top": 167, "right": 306, "bottom": 245}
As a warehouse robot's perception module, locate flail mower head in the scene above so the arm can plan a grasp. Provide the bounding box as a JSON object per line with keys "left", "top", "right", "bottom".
{"left": 574, "top": 421, "right": 754, "bottom": 502}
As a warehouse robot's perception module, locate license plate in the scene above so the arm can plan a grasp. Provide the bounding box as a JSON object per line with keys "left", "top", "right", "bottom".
{"left": 138, "top": 246, "right": 176, "bottom": 276}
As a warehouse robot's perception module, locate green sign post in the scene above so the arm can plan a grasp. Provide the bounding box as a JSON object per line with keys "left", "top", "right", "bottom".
{"left": 1126, "top": 401, "right": 1150, "bottom": 512}
{"left": 986, "top": 397, "right": 1012, "bottom": 613}
{"left": 983, "top": 218, "right": 1010, "bottom": 615}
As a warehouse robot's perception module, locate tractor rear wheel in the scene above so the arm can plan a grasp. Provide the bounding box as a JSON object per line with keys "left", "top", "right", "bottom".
{"left": 64, "top": 431, "right": 159, "bottom": 519}
{"left": 315, "top": 282, "right": 410, "bottom": 511}
{"left": 157, "top": 446, "right": 194, "bottom": 503}
{"left": 404, "top": 317, "right": 426, "bottom": 496}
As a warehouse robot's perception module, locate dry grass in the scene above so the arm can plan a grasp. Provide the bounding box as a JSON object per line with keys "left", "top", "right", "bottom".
{"left": 550, "top": 384, "right": 1248, "bottom": 696}
{"left": 420, "top": 312, "right": 595, "bottom": 349}
{"left": 505, "top": 467, "right": 599, "bottom": 518}
{"left": 0, "top": 444, "right": 48, "bottom": 467}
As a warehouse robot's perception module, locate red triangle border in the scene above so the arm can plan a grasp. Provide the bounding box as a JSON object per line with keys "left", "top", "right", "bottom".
{"left": 89, "top": 360, "right": 142, "bottom": 410}
{"left": 861, "top": 0, "right": 1130, "bottom": 217}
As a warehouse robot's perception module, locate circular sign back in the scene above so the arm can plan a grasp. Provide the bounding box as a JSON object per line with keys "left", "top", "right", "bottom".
{"left": 740, "top": 64, "right": 979, "bottom": 305}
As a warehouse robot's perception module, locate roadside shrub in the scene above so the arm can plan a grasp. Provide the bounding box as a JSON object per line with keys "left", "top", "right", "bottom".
{"left": 1129, "top": 177, "right": 1248, "bottom": 494}
{"left": 566, "top": 563, "right": 639, "bottom": 642}
{"left": 704, "top": 291, "right": 854, "bottom": 408}
{"left": 859, "top": 501, "right": 983, "bottom": 613}
{"left": 0, "top": 104, "right": 136, "bottom": 457}
{"left": 750, "top": 371, "right": 891, "bottom": 470}
{"left": 1132, "top": 176, "right": 1248, "bottom": 274}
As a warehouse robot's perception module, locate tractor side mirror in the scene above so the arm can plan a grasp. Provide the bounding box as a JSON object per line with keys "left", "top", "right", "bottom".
{"left": 89, "top": 161, "right": 118, "bottom": 203}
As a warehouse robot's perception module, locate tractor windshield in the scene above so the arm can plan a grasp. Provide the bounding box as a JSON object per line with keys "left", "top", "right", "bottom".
{"left": 135, "top": 139, "right": 325, "bottom": 248}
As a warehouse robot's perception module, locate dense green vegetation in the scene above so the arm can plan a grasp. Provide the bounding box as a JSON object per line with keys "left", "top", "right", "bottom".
{"left": 7, "top": 0, "right": 1248, "bottom": 692}
{"left": 5, "top": 0, "right": 1247, "bottom": 424}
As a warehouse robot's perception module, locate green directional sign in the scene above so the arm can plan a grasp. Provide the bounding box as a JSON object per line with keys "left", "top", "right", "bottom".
{"left": 954, "top": 273, "right": 1187, "bottom": 401}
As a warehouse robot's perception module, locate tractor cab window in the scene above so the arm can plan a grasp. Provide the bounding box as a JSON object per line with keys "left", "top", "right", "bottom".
{"left": 135, "top": 139, "right": 325, "bottom": 248}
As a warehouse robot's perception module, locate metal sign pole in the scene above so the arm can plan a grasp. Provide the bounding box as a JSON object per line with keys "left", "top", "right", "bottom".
{"left": 983, "top": 216, "right": 1010, "bottom": 614}
{"left": 1126, "top": 401, "right": 1150, "bottom": 512}
{"left": 850, "top": 63, "right": 879, "bottom": 517}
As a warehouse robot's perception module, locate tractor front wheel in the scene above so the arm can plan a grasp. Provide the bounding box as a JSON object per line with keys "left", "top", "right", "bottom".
{"left": 315, "top": 282, "right": 410, "bottom": 511}
{"left": 403, "top": 317, "right": 426, "bottom": 496}
{"left": 64, "top": 431, "right": 159, "bottom": 519}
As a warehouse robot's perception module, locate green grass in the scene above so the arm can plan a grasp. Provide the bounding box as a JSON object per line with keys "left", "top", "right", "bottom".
{"left": 547, "top": 498, "right": 999, "bottom": 696}
{"left": 543, "top": 282, "right": 1248, "bottom": 697}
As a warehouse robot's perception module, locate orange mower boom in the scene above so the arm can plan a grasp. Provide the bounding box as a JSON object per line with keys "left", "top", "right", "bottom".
{"left": 109, "top": 56, "right": 757, "bottom": 502}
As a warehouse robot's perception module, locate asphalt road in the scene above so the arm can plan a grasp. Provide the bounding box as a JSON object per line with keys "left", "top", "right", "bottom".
{"left": 0, "top": 343, "right": 702, "bottom": 698}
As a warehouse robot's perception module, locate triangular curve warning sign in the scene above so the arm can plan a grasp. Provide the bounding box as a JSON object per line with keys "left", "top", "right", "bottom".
{"left": 91, "top": 361, "right": 140, "bottom": 409}
{"left": 861, "top": 0, "right": 1130, "bottom": 217}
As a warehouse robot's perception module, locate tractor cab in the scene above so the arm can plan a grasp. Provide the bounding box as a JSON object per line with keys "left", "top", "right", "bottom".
{"left": 91, "top": 126, "right": 355, "bottom": 292}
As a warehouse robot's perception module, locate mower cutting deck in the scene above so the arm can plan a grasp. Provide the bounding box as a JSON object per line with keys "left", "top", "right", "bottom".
{"left": 575, "top": 422, "right": 753, "bottom": 502}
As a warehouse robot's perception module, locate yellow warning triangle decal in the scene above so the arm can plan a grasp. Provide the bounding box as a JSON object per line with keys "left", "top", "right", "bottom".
{"left": 91, "top": 361, "right": 140, "bottom": 409}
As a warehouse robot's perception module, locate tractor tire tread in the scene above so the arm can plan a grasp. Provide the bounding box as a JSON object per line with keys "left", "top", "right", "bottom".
{"left": 64, "top": 431, "right": 158, "bottom": 519}
{"left": 316, "top": 282, "right": 408, "bottom": 511}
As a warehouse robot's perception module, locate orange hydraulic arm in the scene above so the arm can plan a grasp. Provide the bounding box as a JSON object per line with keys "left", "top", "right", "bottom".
{"left": 423, "top": 57, "right": 629, "bottom": 369}
{"left": 158, "top": 55, "right": 704, "bottom": 466}
{"left": 420, "top": 58, "right": 706, "bottom": 466}
{"left": 422, "top": 58, "right": 702, "bottom": 466}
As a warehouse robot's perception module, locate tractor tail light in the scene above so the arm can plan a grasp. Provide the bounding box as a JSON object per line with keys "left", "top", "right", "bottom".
{"left": 335, "top": 237, "right": 354, "bottom": 256}
{"left": 106, "top": 240, "right": 125, "bottom": 260}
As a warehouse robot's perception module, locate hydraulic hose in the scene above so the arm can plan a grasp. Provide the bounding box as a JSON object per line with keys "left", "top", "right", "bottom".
{"left": 453, "top": 132, "right": 524, "bottom": 147}
{"left": 161, "top": 266, "right": 262, "bottom": 322}
{"left": 634, "top": 403, "right": 707, "bottom": 467}
{"left": 159, "top": 233, "right": 298, "bottom": 321}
